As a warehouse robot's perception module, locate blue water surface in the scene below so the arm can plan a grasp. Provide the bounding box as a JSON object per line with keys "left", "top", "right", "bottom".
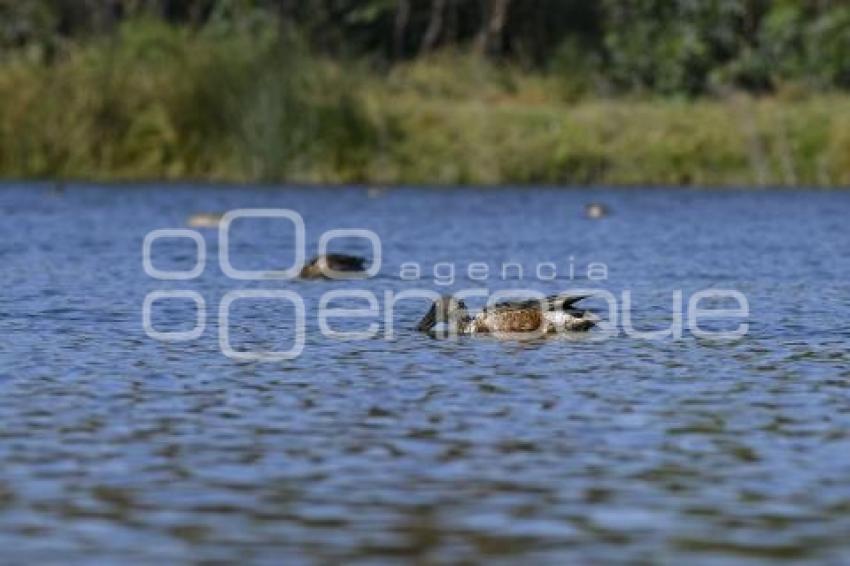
{"left": 0, "top": 183, "right": 849, "bottom": 563}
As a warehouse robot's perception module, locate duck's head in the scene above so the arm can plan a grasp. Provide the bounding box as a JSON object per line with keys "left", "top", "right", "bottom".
{"left": 416, "top": 296, "right": 468, "bottom": 333}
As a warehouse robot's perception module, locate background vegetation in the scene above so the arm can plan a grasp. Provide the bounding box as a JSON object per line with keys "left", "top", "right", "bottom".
{"left": 0, "top": 0, "right": 848, "bottom": 186}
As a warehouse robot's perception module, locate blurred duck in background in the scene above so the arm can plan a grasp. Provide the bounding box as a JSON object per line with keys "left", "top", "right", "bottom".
{"left": 585, "top": 203, "right": 609, "bottom": 219}
{"left": 300, "top": 254, "right": 368, "bottom": 279}
{"left": 187, "top": 212, "right": 224, "bottom": 228}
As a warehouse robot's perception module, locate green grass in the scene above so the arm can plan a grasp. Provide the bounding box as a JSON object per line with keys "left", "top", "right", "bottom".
{"left": 1, "top": 21, "right": 848, "bottom": 187}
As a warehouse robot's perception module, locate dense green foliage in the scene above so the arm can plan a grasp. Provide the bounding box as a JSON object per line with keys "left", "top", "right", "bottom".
{"left": 3, "top": 0, "right": 847, "bottom": 95}
{"left": 0, "top": 1, "right": 847, "bottom": 185}
{"left": 600, "top": 0, "right": 849, "bottom": 95}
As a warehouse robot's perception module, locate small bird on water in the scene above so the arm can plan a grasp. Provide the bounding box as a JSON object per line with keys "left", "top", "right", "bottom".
{"left": 300, "top": 254, "right": 368, "bottom": 279}
{"left": 416, "top": 293, "right": 597, "bottom": 337}
{"left": 187, "top": 212, "right": 224, "bottom": 228}
{"left": 584, "top": 203, "right": 609, "bottom": 219}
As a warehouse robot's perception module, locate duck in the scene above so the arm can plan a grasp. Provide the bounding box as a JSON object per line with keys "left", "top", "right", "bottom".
{"left": 300, "top": 254, "right": 368, "bottom": 279}
{"left": 416, "top": 293, "right": 597, "bottom": 336}
{"left": 367, "top": 186, "right": 386, "bottom": 199}
{"left": 584, "top": 203, "right": 609, "bottom": 219}
{"left": 187, "top": 212, "right": 224, "bottom": 228}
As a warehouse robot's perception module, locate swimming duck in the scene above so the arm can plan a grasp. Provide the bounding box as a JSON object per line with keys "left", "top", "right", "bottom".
{"left": 367, "top": 186, "right": 387, "bottom": 199}
{"left": 416, "top": 293, "right": 597, "bottom": 336}
{"left": 187, "top": 212, "right": 224, "bottom": 228}
{"left": 584, "top": 203, "right": 609, "bottom": 219}
{"left": 300, "top": 254, "right": 368, "bottom": 279}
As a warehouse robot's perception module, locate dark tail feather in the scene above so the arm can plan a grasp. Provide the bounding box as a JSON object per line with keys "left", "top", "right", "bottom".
{"left": 546, "top": 293, "right": 592, "bottom": 310}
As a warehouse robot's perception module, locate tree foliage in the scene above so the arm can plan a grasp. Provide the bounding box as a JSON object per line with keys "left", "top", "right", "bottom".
{"left": 1, "top": 0, "right": 847, "bottom": 95}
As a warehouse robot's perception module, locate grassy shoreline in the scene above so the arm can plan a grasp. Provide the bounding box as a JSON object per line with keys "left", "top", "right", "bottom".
{"left": 1, "top": 24, "right": 848, "bottom": 188}
{"left": 7, "top": 180, "right": 848, "bottom": 193}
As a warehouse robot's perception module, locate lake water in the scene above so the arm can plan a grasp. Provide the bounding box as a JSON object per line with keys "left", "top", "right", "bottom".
{"left": 1, "top": 183, "right": 849, "bottom": 563}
